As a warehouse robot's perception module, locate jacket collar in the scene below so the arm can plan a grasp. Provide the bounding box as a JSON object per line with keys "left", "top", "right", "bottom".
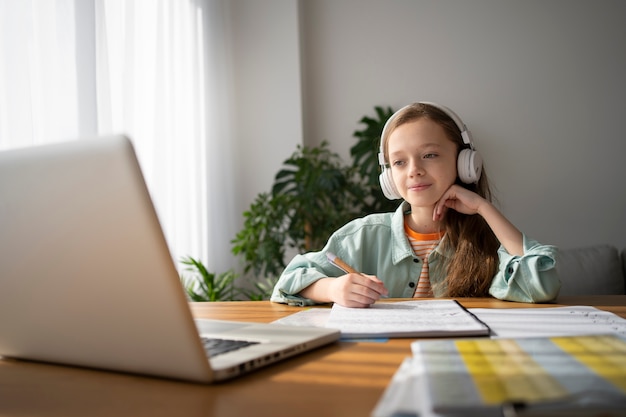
{"left": 391, "top": 201, "right": 416, "bottom": 264}
{"left": 391, "top": 201, "right": 449, "bottom": 264}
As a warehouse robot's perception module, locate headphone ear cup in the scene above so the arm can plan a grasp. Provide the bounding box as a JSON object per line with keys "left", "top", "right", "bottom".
{"left": 457, "top": 149, "right": 483, "bottom": 184}
{"left": 379, "top": 168, "right": 402, "bottom": 200}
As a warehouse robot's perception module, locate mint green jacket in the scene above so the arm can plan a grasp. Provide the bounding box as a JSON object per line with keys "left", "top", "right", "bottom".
{"left": 270, "top": 202, "right": 560, "bottom": 306}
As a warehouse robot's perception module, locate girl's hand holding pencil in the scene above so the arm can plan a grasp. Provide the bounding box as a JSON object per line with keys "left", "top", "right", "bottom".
{"left": 324, "top": 252, "right": 388, "bottom": 308}
{"left": 299, "top": 252, "right": 388, "bottom": 308}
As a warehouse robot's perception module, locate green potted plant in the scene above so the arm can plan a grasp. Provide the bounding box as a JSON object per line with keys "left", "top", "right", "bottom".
{"left": 231, "top": 141, "right": 363, "bottom": 284}
{"left": 179, "top": 256, "right": 238, "bottom": 301}
{"left": 349, "top": 105, "right": 398, "bottom": 214}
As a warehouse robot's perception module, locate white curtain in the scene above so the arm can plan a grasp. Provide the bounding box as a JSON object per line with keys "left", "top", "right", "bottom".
{"left": 0, "top": 0, "right": 237, "bottom": 272}
{"left": 0, "top": 0, "right": 82, "bottom": 146}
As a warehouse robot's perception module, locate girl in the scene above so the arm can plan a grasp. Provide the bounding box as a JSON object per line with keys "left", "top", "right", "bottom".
{"left": 270, "top": 102, "right": 559, "bottom": 307}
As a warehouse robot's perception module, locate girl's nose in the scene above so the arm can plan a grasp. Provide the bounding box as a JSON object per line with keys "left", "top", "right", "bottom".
{"left": 409, "top": 160, "right": 425, "bottom": 176}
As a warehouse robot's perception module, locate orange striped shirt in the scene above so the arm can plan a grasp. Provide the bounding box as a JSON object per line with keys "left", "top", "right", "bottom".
{"left": 404, "top": 224, "right": 443, "bottom": 298}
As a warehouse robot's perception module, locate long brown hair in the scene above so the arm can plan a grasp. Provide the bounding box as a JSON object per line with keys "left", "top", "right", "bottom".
{"left": 381, "top": 102, "right": 500, "bottom": 297}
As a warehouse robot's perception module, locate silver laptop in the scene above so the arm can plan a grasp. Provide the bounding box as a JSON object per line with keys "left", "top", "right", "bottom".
{"left": 0, "top": 135, "right": 339, "bottom": 383}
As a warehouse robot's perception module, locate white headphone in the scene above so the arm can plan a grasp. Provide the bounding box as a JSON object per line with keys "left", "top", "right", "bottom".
{"left": 378, "top": 102, "right": 482, "bottom": 200}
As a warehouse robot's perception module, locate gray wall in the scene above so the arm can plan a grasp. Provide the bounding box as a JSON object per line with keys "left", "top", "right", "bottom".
{"left": 230, "top": 0, "right": 304, "bottom": 216}
{"left": 231, "top": 0, "right": 626, "bottom": 252}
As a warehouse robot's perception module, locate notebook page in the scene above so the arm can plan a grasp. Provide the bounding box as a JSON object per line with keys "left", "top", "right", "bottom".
{"left": 326, "top": 300, "right": 490, "bottom": 339}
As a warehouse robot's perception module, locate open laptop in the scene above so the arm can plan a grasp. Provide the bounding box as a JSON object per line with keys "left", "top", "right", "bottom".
{"left": 0, "top": 135, "right": 339, "bottom": 383}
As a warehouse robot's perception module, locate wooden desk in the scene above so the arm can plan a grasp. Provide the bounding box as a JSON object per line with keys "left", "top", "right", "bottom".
{"left": 1, "top": 296, "right": 625, "bottom": 417}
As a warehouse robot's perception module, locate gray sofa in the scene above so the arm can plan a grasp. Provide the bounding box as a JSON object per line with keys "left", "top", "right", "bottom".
{"left": 555, "top": 244, "right": 626, "bottom": 295}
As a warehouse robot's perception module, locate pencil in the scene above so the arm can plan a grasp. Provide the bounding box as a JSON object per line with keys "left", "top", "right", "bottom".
{"left": 326, "top": 252, "right": 359, "bottom": 274}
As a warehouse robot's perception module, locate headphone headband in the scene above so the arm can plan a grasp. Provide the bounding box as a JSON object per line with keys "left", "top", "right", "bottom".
{"left": 419, "top": 102, "right": 474, "bottom": 149}
{"left": 379, "top": 102, "right": 475, "bottom": 162}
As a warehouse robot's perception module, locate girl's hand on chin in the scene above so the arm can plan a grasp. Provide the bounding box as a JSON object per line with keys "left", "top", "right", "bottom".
{"left": 433, "top": 184, "right": 487, "bottom": 222}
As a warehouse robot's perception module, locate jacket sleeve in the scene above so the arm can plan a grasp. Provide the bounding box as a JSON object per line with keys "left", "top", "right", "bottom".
{"left": 489, "top": 235, "right": 560, "bottom": 303}
{"left": 269, "top": 251, "right": 332, "bottom": 306}
{"left": 270, "top": 228, "right": 358, "bottom": 306}
{"left": 270, "top": 215, "right": 379, "bottom": 306}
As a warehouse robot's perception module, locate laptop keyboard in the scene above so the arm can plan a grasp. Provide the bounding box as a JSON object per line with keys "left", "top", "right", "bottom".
{"left": 200, "top": 337, "right": 260, "bottom": 358}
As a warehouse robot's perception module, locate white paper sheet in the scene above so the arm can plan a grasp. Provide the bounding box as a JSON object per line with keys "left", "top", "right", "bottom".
{"left": 271, "top": 308, "right": 331, "bottom": 328}
{"left": 469, "top": 305, "right": 626, "bottom": 338}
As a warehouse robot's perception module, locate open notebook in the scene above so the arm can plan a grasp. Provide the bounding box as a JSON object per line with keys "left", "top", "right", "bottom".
{"left": 0, "top": 135, "right": 340, "bottom": 383}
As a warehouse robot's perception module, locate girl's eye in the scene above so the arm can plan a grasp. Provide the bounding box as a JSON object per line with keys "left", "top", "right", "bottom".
{"left": 392, "top": 160, "right": 405, "bottom": 167}
{"left": 424, "top": 153, "right": 438, "bottom": 159}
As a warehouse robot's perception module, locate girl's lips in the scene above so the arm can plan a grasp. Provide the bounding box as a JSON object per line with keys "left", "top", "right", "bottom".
{"left": 409, "top": 183, "right": 431, "bottom": 191}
